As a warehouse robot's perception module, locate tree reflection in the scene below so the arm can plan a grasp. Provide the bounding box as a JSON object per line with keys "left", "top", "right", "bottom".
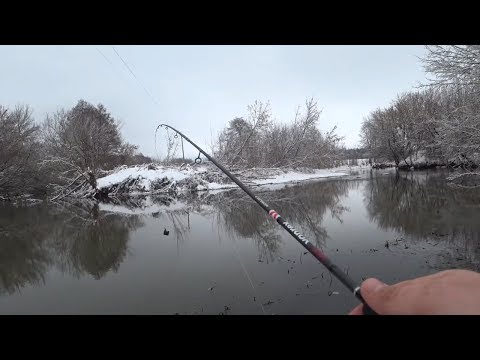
{"left": 212, "top": 180, "right": 352, "bottom": 260}
{"left": 0, "top": 201, "right": 144, "bottom": 295}
{"left": 0, "top": 204, "right": 53, "bottom": 294}
{"left": 49, "top": 201, "right": 144, "bottom": 279}
{"left": 364, "top": 170, "right": 480, "bottom": 270}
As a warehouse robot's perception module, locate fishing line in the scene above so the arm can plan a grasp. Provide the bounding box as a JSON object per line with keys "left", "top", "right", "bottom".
{"left": 229, "top": 237, "right": 268, "bottom": 315}
{"left": 156, "top": 123, "right": 377, "bottom": 315}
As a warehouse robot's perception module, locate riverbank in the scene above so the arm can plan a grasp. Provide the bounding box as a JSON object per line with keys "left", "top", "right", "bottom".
{"left": 95, "top": 163, "right": 367, "bottom": 198}
{"left": 3, "top": 159, "right": 476, "bottom": 203}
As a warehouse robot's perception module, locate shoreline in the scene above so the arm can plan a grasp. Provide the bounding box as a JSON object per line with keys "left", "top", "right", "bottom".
{"left": 94, "top": 163, "right": 367, "bottom": 197}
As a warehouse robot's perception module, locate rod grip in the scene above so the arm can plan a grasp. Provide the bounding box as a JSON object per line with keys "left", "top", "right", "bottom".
{"left": 362, "top": 303, "right": 378, "bottom": 315}
{"left": 355, "top": 289, "right": 378, "bottom": 315}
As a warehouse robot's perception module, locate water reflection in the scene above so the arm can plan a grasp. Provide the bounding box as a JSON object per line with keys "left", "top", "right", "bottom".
{"left": 364, "top": 170, "right": 480, "bottom": 270}
{"left": 0, "top": 201, "right": 144, "bottom": 294}
{"left": 211, "top": 180, "right": 352, "bottom": 261}
{"left": 0, "top": 204, "right": 52, "bottom": 295}
{"left": 2, "top": 170, "right": 480, "bottom": 304}
{"left": 96, "top": 180, "right": 354, "bottom": 261}
{"left": 50, "top": 202, "right": 143, "bottom": 279}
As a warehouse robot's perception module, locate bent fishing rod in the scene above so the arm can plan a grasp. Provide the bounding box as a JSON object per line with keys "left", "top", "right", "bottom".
{"left": 157, "top": 124, "right": 377, "bottom": 315}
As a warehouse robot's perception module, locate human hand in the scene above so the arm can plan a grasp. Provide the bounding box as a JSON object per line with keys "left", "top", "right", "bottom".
{"left": 350, "top": 269, "right": 480, "bottom": 315}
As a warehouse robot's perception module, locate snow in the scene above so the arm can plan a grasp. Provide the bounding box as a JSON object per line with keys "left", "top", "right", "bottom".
{"left": 97, "top": 165, "right": 190, "bottom": 190}
{"left": 96, "top": 163, "right": 366, "bottom": 196}
{"left": 99, "top": 197, "right": 191, "bottom": 215}
{"left": 204, "top": 182, "right": 237, "bottom": 190}
{"left": 99, "top": 202, "right": 164, "bottom": 215}
{"left": 92, "top": 162, "right": 372, "bottom": 215}
{"left": 250, "top": 169, "right": 349, "bottom": 185}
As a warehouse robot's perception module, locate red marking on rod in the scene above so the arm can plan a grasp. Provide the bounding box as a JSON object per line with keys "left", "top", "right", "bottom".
{"left": 269, "top": 209, "right": 279, "bottom": 220}
{"left": 310, "top": 247, "right": 328, "bottom": 262}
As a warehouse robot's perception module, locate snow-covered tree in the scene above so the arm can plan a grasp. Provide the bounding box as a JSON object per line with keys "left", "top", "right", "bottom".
{"left": 421, "top": 45, "right": 480, "bottom": 90}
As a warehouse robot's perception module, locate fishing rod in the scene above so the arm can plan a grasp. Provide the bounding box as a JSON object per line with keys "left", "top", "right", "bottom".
{"left": 157, "top": 123, "right": 377, "bottom": 315}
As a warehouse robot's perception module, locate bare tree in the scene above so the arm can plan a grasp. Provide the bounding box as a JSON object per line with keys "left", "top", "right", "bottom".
{"left": 361, "top": 107, "right": 403, "bottom": 166}
{"left": 361, "top": 89, "right": 445, "bottom": 167}
{"left": 420, "top": 46, "right": 480, "bottom": 170}
{"left": 41, "top": 100, "right": 135, "bottom": 199}
{"left": 216, "top": 101, "right": 271, "bottom": 167}
{"left": 433, "top": 88, "right": 480, "bottom": 168}
{"left": 0, "top": 104, "right": 40, "bottom": 197}
{"left": 214, "top": 98, "right": 342, "bottom": 169}
{"left": 421, "top": 45, "right": 480, "bottom": 90}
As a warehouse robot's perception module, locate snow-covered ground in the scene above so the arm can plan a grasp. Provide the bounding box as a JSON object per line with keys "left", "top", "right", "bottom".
{"left": 96, "top": 163, "right": 367, "bottom": 196}
{"left": 97, "top": 165, "right": 190, "bottom": 189}
{"left": 248, "top": 168, "right": 349, "bottom": 185}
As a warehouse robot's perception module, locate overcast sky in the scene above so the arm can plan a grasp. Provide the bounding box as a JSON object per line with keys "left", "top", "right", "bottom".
{"left": 0, "top": 45, "right": 428, "bottom": 158}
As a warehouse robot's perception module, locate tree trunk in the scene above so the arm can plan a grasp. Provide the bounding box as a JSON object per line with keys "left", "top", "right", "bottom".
{"left": 88, "top": 170, "right": 97, "bottom": 189}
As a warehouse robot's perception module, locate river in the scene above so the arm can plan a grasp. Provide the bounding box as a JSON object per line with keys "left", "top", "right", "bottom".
{"left": 1, "top": 169, "right": 479, "bottom": 314}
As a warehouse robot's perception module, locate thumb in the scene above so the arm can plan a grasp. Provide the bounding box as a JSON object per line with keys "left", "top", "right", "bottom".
{"left": 360, "top": 278, "right": 393, "bottom": 314}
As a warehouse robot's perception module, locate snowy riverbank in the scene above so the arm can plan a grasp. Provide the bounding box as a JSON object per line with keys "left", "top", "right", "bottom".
{"left": 96, "top": 162, "right": 368, "bottom": 197}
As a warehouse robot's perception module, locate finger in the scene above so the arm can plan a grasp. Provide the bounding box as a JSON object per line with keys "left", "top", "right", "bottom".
{"left": 360, "top": 278, "right": 394, "bottom": 313}
{"left": 362, "top": 278, "right": 388, "bottom": 295}
{"left": 361, "top": 277, "right": 419, "bottom": 314}
{"left": 348, "top": 304, "right": 364, "bottom": 315}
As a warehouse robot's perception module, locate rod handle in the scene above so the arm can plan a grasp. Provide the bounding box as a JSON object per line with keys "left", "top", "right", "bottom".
{"left": 355, "top": 289, "right": 378, "bottom": 315}
{"left": 362, "top": 303, "right": 378, "bottom": 315}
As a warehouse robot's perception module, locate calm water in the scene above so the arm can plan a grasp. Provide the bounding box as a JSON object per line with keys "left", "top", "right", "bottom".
{"left": 1, "top": 169, "right": 480, "bottom": 314}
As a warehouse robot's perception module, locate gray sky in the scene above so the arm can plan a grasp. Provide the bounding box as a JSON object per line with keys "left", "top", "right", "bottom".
{"left": 0, "top": 45, "right": 427, "bottom": 158}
